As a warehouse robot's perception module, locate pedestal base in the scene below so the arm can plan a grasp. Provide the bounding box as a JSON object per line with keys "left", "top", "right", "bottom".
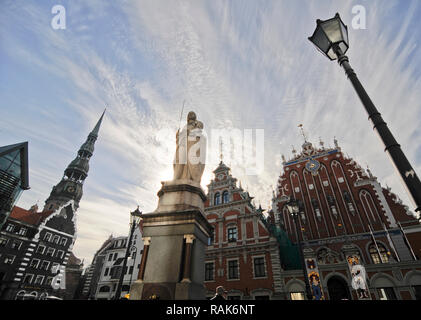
{"left": 129, "top": 208, "right": 213, "bottom": 300}
{"left": 155, "top": 179, "right": 207, "bottom": 213}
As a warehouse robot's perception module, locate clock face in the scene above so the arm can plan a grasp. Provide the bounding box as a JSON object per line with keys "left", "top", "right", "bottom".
{"left": 305, "top": 159, "right": 320, "bottom": 174}
{"left": 218, "top": 174, "right": 224, "bottom": 180}
{"left": 66, "top": 186, "right": 76, "bottom": 193}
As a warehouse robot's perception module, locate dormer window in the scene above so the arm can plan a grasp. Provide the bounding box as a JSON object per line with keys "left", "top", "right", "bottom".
{"left": 222, "top": 191, "right": 229, "bottom": 204}
{"left": 214, "top": 193, "right": 221, "bottom": 205}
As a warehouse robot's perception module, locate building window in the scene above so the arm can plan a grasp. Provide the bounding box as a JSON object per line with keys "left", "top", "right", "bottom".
{"left": 60, "top": 237, "right": 67, "bottom": 246}
{"left": 3, "top": 255, "right": 15, "bottom": 264}
{"left": 6, "top": 224, "right": 14, "bottom": 232}
{"left": 51, "top": 263, "right": 59, "bottom": 273}
{"left": 46, "top": 247, "right": 55, "bottom": 257}
{"left": 53, "top": 235, "right": 60, "bottom": 244}
{"left": 129, "top": 266, "right": 134, "bottom": 274}
{"left": 34, "top": 275, "right": 44, "bottom": 285}
{"left": 253, "top": 257, "right": 266, "bottom": 278}
{"left": 113, "top": 253, "right": 118, "bottom": 260}
{"left": 290, "top": 292, "right": 305, "bottom": 300}
{"left": 56, "top": 250, "right": 64, "bottom": 259}
{"left": 37, "top": 245, "right": 46, "bottom": 254}
{"left": 205, "top": 262, "right": 214, "bottom": 281}
{"left": 122, "top": 285, "right": 130, "bottom": 292}
{"left": 104, "top": 268, "right": 109, "bottom": 276}
{"left": 45, "top": 277, "right": 53, "bottom": 286}
{"left": 369, "top": 243, "right": 389, "bottom": 264}
{"left": 222, "top": 191, "right": 229, "bottom": 204}
{"left": 378, "top": 287, "right": 397, "bottom": 300}
{"left": 18, "top": 227, "right": 27, "bottom": 236}
{"left": 41, "top": 261, "right": 50, "bottom": 270}
{"left": 23, "top": 274, "right": 33, "bottom": 284}
{"left": 227, "top": 227, "right": 237, "bottom": 242}
{"left": 99, "top": 286, "right": 110, "bottom": 293}
{"left": 108, "top": 254, "right": 113, "bottom": 261}
{"left": 11, "top": 240, "right": 22, "bottom": 250}
{"left": 214, "top": 193, "right": 221, "bottom": 205}
{"left": 0, "top": 237, "right": 8, "bottom": 247}
{"left": 44, "top": 232, "right": 52, "bottom": 242}
{"left": 30, "top": 259, "right": 40, "bottom": 268}
{"left": 228, "top": 259, "right": 239, "bottom": 280}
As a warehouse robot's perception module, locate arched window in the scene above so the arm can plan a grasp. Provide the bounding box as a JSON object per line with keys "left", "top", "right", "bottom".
{"left": 222, "top": 191, "right": 229, "bottom": 204}
{"left": 99, "top": 286, "right": 111, "bottom": 293}
{"left": 369, "top": 243, "right": 389, "bottom": 264}
{"left": 214, "top": 193, "right": 221, "bottom": 205}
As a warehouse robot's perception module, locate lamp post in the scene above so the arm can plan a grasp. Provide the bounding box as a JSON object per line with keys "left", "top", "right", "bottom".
{"left": 286, "top": 197, "right": 313, "bottom": 300}
{"left": 128, "top": 246, "right": 137, "bottom": 288}
{"left": 114, "top": 206, "right": 142, "bottom": 300}
{"left": 308, "top": 13, "right": 421, "bottom": 213}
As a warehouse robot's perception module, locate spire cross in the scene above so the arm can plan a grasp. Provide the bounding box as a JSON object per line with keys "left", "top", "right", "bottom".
{"left": 298, "top": 124, "right": 308, "bottom": 142}
{"left": 219, "top": 138, "right": 224, "bottom": 163}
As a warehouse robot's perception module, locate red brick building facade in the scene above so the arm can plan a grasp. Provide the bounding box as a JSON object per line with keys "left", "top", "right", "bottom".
{"left": 272, "top": 137, "right": 421, "bottom": 300}
{"left": 203, "top": 161, "right": 282, "bottom": 300}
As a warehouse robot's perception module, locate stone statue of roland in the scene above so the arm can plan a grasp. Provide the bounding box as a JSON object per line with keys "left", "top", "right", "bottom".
{"left": 173, "top": 111, "right": 206, "bottom": 184}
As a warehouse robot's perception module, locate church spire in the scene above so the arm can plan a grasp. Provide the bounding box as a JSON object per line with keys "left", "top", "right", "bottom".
{"left": 90, "top": 108, "right": 106, "bottom": 137}
{"left": 44, "top": 110, "right": 105, "bottom": 211}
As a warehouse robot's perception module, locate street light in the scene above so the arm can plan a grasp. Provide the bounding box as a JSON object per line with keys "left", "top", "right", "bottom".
{"left": 286, "top": 197, "right": 313, "bottom": 300}
{"left": 114, "top": 205, "right": 142, "bottom": 300}
{"left": 308, "top": 13, "right": 421, "bottom": 213}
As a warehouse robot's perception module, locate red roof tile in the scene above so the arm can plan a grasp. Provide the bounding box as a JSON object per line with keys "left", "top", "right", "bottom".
{"left": 9, "top": 206, "right": 54, "bottom": 226}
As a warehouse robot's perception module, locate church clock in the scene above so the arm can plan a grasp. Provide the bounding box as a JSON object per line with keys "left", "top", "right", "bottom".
{"left": 66, "top": 186, "right": 76, "bottom": 193}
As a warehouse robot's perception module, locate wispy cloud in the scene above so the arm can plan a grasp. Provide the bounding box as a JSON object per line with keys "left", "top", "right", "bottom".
{"left": 1, "top": 0, "right": 420, "bottom": 264}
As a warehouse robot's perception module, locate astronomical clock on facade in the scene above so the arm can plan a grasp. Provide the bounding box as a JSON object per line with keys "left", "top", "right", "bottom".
{"left": 272, "top": 136, "right": 421, "bottom": 300}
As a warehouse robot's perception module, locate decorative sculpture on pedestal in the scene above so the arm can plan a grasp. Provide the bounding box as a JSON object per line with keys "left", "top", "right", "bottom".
{"left": 173, "top": 111, "right": 206, "bottom": 183}
{"left": 129, "top": 111, "right": 212, "bottom": 300}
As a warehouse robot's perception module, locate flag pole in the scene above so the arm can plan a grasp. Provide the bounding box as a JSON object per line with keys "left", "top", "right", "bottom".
{"left": 397, "top": 221, "right": 417, "bottom": 260}
{"left": 382, "top": 223, "right": 400, "bottom": 262}
{"left": 368, "top": 224, "right": 384, "bottom": 263}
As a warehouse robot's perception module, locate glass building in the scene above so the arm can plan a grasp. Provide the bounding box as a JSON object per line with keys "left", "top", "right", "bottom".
{"left": 0, "top": 142, "right": 29, "bottom": 229}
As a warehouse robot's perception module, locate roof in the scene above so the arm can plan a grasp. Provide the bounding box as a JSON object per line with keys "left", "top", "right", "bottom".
{"left": 213, "top": 161, "right": 230, "bottom": 174}
{"left": 9, "top": 206, "right": 54, "bottom": 226}
{"left": 68, "top": 251, "right": 82, "bottom": 266}
{"left": 90, "top": 109, "right": 106, "bottom": 137}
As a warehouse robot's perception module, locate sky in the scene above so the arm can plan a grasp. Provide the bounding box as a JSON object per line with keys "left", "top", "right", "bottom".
{"left": 1, "top": 0, "right": 421, "bottom": 266}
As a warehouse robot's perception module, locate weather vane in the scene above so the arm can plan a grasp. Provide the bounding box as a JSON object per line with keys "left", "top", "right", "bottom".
{"left": 298, "top": 124, "right": 308, "bottom": 142}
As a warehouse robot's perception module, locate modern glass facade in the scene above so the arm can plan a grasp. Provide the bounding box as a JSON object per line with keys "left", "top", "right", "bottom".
{"left": 0, "top": 142, "right": 29, "bottom": 229}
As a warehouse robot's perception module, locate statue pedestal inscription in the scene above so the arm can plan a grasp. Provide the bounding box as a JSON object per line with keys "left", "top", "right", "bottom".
{"left": 129, "top": 112, "right": 212, "bottom": 300}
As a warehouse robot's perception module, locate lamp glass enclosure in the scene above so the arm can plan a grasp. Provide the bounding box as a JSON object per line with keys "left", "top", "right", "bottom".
{"left": 308, "top": 13, "right": 349, "bottom": 60}
{"left": 130, "top": 209, "right": 142, "bottom": 225}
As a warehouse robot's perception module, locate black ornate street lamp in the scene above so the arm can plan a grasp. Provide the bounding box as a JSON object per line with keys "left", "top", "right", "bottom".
{"left": 286, "top": 197, "right": 313, "bottom": 300}
{"left": 308, "top": 13, "right": 421, "bottom": 213}
{"left": 114, "top": 206, "right": 142, "bottom": 300}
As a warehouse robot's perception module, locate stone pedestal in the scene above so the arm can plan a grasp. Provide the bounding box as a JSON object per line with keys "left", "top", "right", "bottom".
{"left": 129, "top": 180, "right": 213, "bottom": 300}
